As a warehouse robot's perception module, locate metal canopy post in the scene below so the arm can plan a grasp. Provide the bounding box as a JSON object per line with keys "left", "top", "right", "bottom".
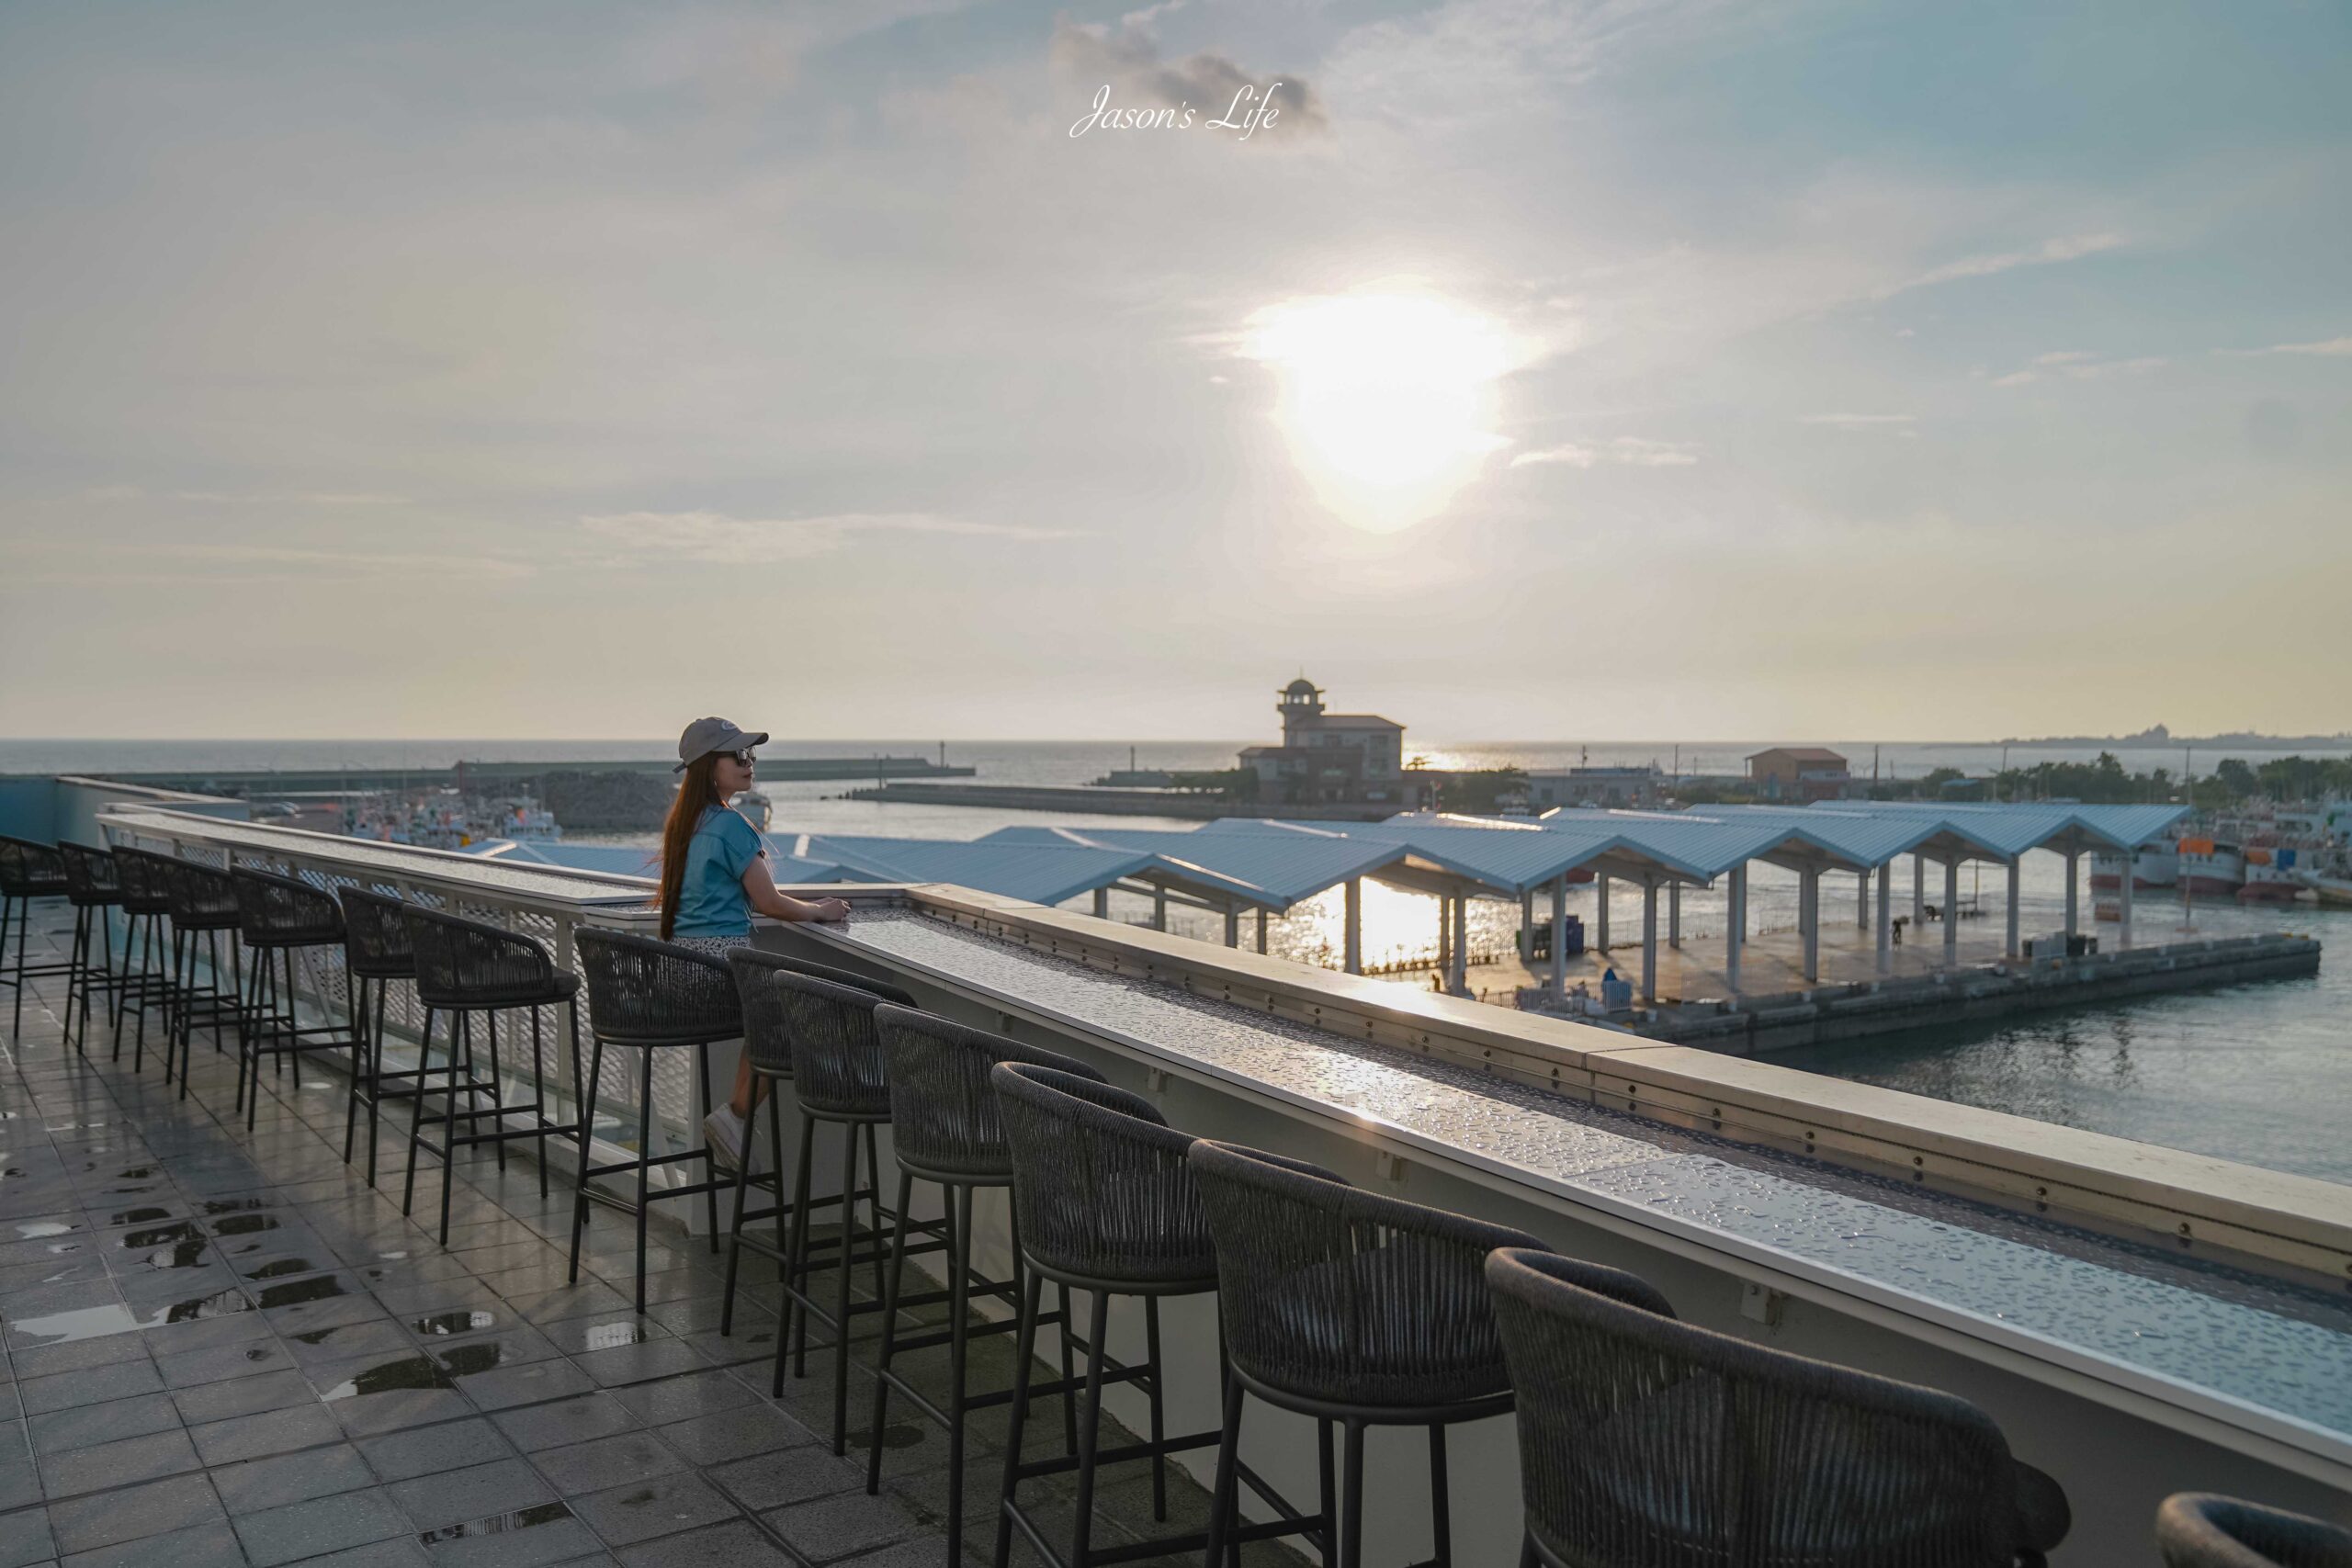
{"left": 1343, "top": 877, "right": 1363, "bottom": 975}
{"left": 2119, "top": 852, "right": 2134, "bottom": 947}
{"left": 1724, "top": 865, "right": 1744, "bottom": 995}
{"left": 1640, "top": 879, "right": 1658, "bottom": 1005}
{"left": 1875, "top": 861, "right": 1894, "bottom": 976}
{"left": 1668, "top": 881, "right": 1681, "bottom": 948}
{"left": 1596, "top": 875, "right": 1611, "bottom": 951}
{"left": 1912, "top": 852, "right": 1926, "bottom": 928}
{"left": 1549, "top": 874, "right": 1567, "bottom": 993}
{"left": 2064, "top": 849, "right": 2080, "bottom": 938}
{"left": 1448, "top": 895, "right": 1467, "bottom": 995}
{"left": 1800, "top": 868, "right": 1820, "bottom": 983}
{"left": 1944, "top": 857, "right": 1961, "bottom": 967}
{"left": 2007, "top": 859, "right": 2022, "bottom": 959}
{"left": 1857, "top": 868, "right": 1870, "bottom": 929}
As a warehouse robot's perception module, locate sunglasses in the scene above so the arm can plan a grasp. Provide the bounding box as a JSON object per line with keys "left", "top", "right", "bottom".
{"left": 728, "top": 749, "right": 757, "bottom": 766}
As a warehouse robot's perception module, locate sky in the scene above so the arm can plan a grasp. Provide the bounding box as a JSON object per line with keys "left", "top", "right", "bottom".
{"left": 2, "top": 0, "right": 2347, "bottom": 744}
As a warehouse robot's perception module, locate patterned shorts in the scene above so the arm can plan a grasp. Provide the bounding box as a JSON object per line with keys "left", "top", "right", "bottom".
{"left": 669, "top": 935, "right": 744, "bottom": 959}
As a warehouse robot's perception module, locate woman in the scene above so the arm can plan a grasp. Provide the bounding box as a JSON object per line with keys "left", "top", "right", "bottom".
{"left": 658, "top": 716, "right": 850, "bottom": 1168}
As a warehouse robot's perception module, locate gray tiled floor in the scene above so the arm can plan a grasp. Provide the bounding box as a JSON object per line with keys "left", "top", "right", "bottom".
{"left": 0, "top": 910, "right": 1283, "bottom": 1566}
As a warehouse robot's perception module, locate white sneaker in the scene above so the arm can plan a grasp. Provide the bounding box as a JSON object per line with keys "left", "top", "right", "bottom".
{"left": 702, "top": 1106, "right": 747, "bottom": 1171}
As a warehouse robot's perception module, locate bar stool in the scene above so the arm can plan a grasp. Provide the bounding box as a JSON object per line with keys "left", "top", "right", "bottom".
{"left": 1485, "top": 1247, "right": 2072, "bottom": 1568}
{"left": 57, "top": 844, "right": 125, "bottom": 1055}
{"left": 230, "top": 868, "right": 362, "bottom": 1132}
{"left": 158, "top": 858, "right": 247, "bottom": 1099}
{"left": 401, "top": 906, "right": 586, "bottom": 1245}
{"left": 2158, "top": 1495, "right": 2347, "bottom": 1568}
{"left": 772, "top": 970, "right": 943, "bottom": 1451}
{"left": 336, "top": 887, "right": 421, "bottom": 1186}
{"left": 569, "top": 930, "right": 741, "bottom": 1313}
{"left": 989, "top": 1063, "right": 1316, "bottom": 1568}
{"left": 1193, "top": 1139, "right": 1547, "bottom": 1568}
{"left": 0, "top": 835, "right": 72, "bottom": 1041}
{"left": 109, "top": 848, "right": 178, "bottom": 1069}
{"left": 717, "top": 950, "right": 916, "bottom": 1346}
{"left": 864, "top": 1007, "right": 1104, "bottom": 1562}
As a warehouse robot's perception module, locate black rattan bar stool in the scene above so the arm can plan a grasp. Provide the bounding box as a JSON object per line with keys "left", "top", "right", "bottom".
{"left": 990, "top": 1064, "right": 1314, "bottom": 1568}
{"left": 2158, "top": 1494, "right": 2351, "bottom": 1568}
{"left": 0, "top": 835, "right": 72, "bottom": 1041}
{"left": 336, "top": 887, "right": 421, "bottom": 1186}
{"left": 158, "top": 858, "right": 247, "bottom": 1099}
{"left": 401, "top": 905, "right": 586, "bottom": 1245}
{"left": 1193, "top": 1140, "right": 1548, "bottom": 1568}
{"left": 109, "top": 848, "right": 178, "bottom": 1069}
{"left": 1484, "top": 1247, "right": 2072, "bottom": 1568}
{"left": 57, "top": 844, "right": 125, "bottom": 1055}
{"left": 230, "top": 868, "right": 362, "bottom": 1132}
{"left": 569, "top": 930, "right": 741, "bottom": 1313}
{"left": 772, "top": 970, "right": 943, "bottom": 1451}
{"left": 717, "top": 950, "right": 917, "bottom": 1346}
{"left": 864, "top": 1007, "right": 1105, "bottom": 1563}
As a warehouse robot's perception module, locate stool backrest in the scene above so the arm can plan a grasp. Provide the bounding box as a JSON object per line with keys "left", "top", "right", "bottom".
{"left": 991, "top": 1062, "right": 1215, "bottom": 1287}
{"left": 574, "top": 929, "right": 740, "bottom": 1044}
{"left": 2157, "top": 1495, "right": 2352, "bottom": 1568}
{"left": 231, "top": 867, "right": 345, "bottom": 946}
{"left": 872, "top": 1006, "right": 1102, "bottom": 1180}
{"left": 1484, "top": 1245, "right": 2018, "bottom": 1568}
{"left": 728, "top": 949, "right": 913, "bottom": 1077}
{"left": 58, "top": 843, "right": 121, "bottom": 904}
{"left": 402, "top": 904, "right": 560, "bottom": 1009}
{"left": 0, "top": 836, "right": 68, "bottom": 897}
{"left": 772, "top": 971, "right": 892, "bottom": 1118}
{"left": 161, "top": 857, "right": 240, "bottom": 927}
{"left": 1189, "top": 1138, "right": 1544, "bottom": 1410}
{"left": 337, "top": 887, "right": 418, "bottom": 978}
{"left": 112, "top": 848, "right": 177, "bottom": 915}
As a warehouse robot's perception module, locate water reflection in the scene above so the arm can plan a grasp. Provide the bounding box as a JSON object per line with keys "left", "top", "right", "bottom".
{"left": 417, "top": 1501, "right": 572, "bottom": 1542}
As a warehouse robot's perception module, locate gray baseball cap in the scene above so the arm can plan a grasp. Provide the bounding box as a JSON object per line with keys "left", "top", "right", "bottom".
{"left": 673, "top": 716, "right": 770, "bottom": 772}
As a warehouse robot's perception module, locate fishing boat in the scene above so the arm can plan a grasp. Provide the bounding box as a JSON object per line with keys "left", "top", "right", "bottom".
{"left": 2177, "top": 836, "right": 2244, "bottom": 897}
{"left": 2238, "top": 846, "right": 2302, "bottom": 903}
{"left": 2090, "top": 843, "right": 2177, "bottom": 890}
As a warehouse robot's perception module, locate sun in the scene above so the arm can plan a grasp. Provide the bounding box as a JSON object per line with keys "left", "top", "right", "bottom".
{"left": 1243, "top": 292, "right": 1517, "bottom": 534}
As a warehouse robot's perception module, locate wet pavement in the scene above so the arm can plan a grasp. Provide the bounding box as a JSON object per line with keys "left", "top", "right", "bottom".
{"left": 0, "top": 909, "right": 1250, "bottom": 1566}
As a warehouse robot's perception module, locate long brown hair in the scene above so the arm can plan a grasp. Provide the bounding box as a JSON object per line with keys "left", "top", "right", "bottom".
{"left": 656, "top": 751, "right": 726, "bottom": 940}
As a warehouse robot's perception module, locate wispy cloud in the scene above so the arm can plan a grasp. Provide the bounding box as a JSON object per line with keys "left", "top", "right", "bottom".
{"left": 1510, "top": 436, "right": 1696, "bottom": 469}
{"left": 1992, "top": 352, "right": 2166, "bottom": 387}
{"left": 1802, "top": 413, "right": 1917, "bottom": 429}
{"left": 1882, "top": 232, "right": 2122, "bottom": 298}
{"left": 1509, "top": 442, "right": 1597, "bottom": 468}
{"left": 2222, "top": 335, "right": 2352, "bottom": 357}
{"left": 580, "top": 511, "right": 1084, "bottom": 564}
{"left": 74, "top": 485, "right": 410, "bottom": 506}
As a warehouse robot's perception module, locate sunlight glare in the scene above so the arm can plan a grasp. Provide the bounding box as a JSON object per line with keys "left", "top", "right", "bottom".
{"left": 1243, "top": 293, "right": 1518, "bottom": 534}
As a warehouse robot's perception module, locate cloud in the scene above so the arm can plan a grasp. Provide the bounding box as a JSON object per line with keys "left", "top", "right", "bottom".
{"left": 1510, "top": 443, "right": 1598, "bottom": 468}
{"left": 1801, "top": 413, "right": 1916, "bottom": 428}
{"left": 2223, "top": 335, "right": 2352, "bottom": 357}
{"left": 1050, "top": 18, "right": 1328, "bottom": 134}
{"left": 1882, "top": 232, "right": 2122, "bottom": 298}
{"left": 1510, "top": 436, "right": 1695, "bottom": 469}
{"left": 579, "top": 511, "right": 1084, "bottom": 564}
{"left": 1608, "top": 436, "right": 1699, "bottom": 467}
{"left": 1993, "top": 354, "right": 2166, "bottom": 387}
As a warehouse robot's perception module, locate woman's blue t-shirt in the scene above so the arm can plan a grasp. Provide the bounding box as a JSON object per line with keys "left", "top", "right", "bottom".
{"left": 672, "top": 805, "right": 763, "bottom": 939}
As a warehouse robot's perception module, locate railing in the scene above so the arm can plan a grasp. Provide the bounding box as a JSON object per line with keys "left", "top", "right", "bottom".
{"left": 81, "top": 805, "right": 2352, "bottom": 1558}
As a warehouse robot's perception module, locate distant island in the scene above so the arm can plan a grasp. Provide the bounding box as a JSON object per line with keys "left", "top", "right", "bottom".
{"left": 1996, "top": 724, "right": 2352, "bottom": 748}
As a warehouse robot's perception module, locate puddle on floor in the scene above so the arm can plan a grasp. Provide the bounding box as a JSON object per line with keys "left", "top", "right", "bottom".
{"left": 416, "top": 1501, "right": 573, "bottom": 1543}
{"left": 435, "top": 1342, "right": 507, "bottom": 1377}
{"left": 141, "top": 1288, "right": 254, "bottom": 1326}
{"left": 147, "top": 1242, "right": 210, "bottom": 1269}
{"left": 319, "top": 1354, "right": 459, "bottom": 1400}
{"left": 254, "top": 1275, "right": 348, "bottom": 1310}
{"left": 107, "top": 1206, "right": 175, "bottom": 1225}
{"left": 413, "top": 1311, "right": 497, "bottom": 1337}
{"left": 119, "top": 1222, "right": 200, "bottom": 1249}
{"left": 12, "top": 1220, "right": 85, "bottom": 1239}
{"left": 243, "top": 1257, "right": 320, "bottom": 1280}
{"left": 578, "top": 1320, "right": 654, "bottom": 1351}
{"left": 8, "top": 1302, "right": 141, "bottom": 1344}
{"left": 201, "top": 1197, "right": 272, "bottom": 1214}
{"left": 209, "top": 1213, "right": 279, "bottom": 1237}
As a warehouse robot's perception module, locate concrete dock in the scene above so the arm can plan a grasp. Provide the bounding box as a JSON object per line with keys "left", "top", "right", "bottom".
{"left": 1493, "top": 915, "right": 2322, "bottom": 1055}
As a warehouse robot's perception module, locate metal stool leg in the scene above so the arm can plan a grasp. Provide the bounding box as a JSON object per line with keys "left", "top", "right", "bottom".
{"left": 1428, "top": 1422, "right": 1451, "bottom": 1567}
{"left": 633, "top": 1049, "right": 654, "bottom": 1313}
{"left": 1069, "top": 1287, "right": 1112, "bottom": 1565}
{"left": 566, "top": 1032, "right": 605, "bottom": 1285}
{"left": 401, "top": 1007, "right": 438, "bottom": 1218}
{"left": 865, "top": 1170, "right": 918, "bottom": 1492}
{"left": 829, "top": 1121, "right": 861, "bottom": 1452}
{"left": 992, "top": 1267, "right": 1045, "bottom": 1568}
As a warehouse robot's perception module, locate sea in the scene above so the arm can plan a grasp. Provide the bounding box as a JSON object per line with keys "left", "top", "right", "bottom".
{"left": 9, "top": 736, "right": 2347, "bottom": 1188}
